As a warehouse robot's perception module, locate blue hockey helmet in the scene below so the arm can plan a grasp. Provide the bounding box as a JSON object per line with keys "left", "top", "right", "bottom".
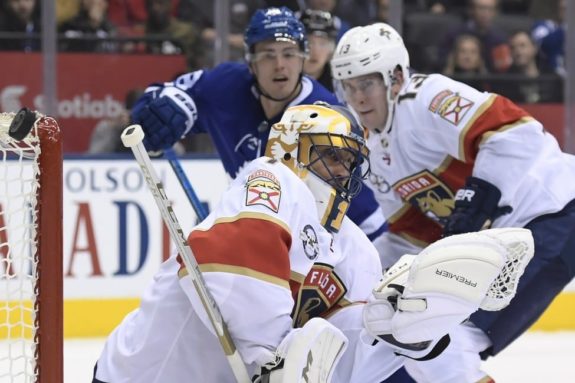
{"left": 244, "top": 7, "right": 308, "bottom": 56}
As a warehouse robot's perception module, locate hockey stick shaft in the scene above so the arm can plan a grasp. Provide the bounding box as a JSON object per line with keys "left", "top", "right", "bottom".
{"left": 163, "top": 148, "right": 208, "bottom": 220}
{"left": 121, "top": 125, "right": 251, "bottom": 383}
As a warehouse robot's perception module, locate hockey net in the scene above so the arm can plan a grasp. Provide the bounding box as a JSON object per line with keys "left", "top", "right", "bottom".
{"left": 0, "top": 111, "right": 63, "bottom": 382}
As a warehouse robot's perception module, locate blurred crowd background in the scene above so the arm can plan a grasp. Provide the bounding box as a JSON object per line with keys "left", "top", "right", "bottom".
{"left": 0, "top": 0, "right": 572, "bottom": 154}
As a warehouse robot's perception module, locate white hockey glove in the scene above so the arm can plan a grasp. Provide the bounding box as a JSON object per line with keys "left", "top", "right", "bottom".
{"left": 253, "top": 318, "right": 348, "bottom": 383}
{"left": 363, "top": 228, "right": 533, "bottom": 359}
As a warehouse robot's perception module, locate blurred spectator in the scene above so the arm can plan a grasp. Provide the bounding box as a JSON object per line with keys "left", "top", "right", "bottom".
{"left": 375, "top": 0, "right": 389, "bottom": 22}
{"left": 509, "top": 30, "right": 550, "bottom": 77}
{"left": 144, "top": 0, "right": 202, "bottom": 70}
{"left": 59, "top": 0, "right": 118, "bottom": 52}
{"left": 179, "top": 0, "right": 265, "bottom": 66}
{"left": 404, "top": 0, "right": 465, "bottom": 15}
{"left": 107, "top": 0, "right": 147, "bottom": 34}
{"left": 305, "top": 0, "right": 350, "bottom": 41}
{"left": 0, "top": 0, "right": 41, "bottom": 52}
{"left": 262, "top": 0, "right": 301, "bottom": 12}
{"left": 57, "top": 0, "right": 80, "bottom": 26}
{"left": 499, "top": 0, "right": 530, "bottom": 14}
{"left": 334, "top": 0, "right": 377, "bottom": 27}
{"left": 441, "top": 0, "right": 512, "bottom": 73}
{"left": 403, "top": 10, "right": 464, "bottom": 72}
{"left": 443, "top": 33, "right": 488, "bottom": 76}
{"left": 89, "top": 88, "right": 144, "bottom": 153}
{"left": 298, "top": 9, "right": 337, "bottom": 91}
{"left": 530, "top": 0, "right": 566, "bottom": 76}
{"left": 503, "top": 30, "right": 562, "bottom": 103}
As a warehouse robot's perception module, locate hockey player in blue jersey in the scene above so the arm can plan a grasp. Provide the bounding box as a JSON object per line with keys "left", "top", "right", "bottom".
{"left": 130, "top": 6, "right": 388, "bottom": 245}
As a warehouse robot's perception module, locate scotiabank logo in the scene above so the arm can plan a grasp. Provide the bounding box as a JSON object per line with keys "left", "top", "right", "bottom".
{"left": 0, "top": 85, "right": 124, "bottom": 119}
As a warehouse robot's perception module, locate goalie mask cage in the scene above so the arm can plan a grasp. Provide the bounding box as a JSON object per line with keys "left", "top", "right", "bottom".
{"left": 0, "top": 111, "right": 63, "bottom": 383}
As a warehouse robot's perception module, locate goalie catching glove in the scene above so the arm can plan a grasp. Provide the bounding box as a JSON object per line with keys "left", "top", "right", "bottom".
{"left": 130, "top": 84, "right": 198, "bottom": 151}
{"left": 443, "top": 177, "right": 513, "bottom": 237}
{"left": 363, "top": 228, "right": 534, "bottom": 359}
{"left": 253, "top": 318, "right": 348, "bottom": 383}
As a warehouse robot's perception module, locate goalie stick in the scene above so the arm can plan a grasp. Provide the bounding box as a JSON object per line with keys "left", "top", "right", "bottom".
{"left": 121, "top": 124, "right": 251, "bottom": 383}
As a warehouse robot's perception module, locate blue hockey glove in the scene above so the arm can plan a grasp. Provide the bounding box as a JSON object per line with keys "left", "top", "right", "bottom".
{"left": 443, "top": 177, "right": 512, "bottom": 237}
{"left": 131, "top": 86, "right": 197, "bottom": 151}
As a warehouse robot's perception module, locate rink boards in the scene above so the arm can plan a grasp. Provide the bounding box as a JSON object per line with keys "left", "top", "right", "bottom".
{"left": 3, "top": 157, "right": 574, "bottom": 338}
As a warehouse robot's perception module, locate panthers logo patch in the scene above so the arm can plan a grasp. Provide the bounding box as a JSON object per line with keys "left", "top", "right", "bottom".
{"left": 393, "top": 170, "right": 455, "bottom": 223}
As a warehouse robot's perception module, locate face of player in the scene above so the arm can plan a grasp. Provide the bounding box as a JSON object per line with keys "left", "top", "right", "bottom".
{"left": 308, "top": 146, "right": 355, "bottom": 190}
{"left": 250, "top": 41, "right": 305, "bottom": 101}
{"left": 341, "top": 73, "right": 389, "bottom": 132}
{"left": 304, "top": 34, "right": 335, "bottom": 79}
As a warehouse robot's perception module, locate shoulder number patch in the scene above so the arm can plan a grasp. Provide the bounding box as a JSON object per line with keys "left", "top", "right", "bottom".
{"left": 245, "top": 169, "right": 281, "bottom": 213}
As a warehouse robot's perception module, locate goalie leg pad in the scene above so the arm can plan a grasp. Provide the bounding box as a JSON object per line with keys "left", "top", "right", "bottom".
{"left": 259, "top": 318, "right": 348, "bottom": 383}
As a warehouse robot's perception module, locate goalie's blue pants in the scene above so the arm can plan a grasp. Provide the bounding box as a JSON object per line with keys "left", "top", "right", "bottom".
{"left": 471, "top": 198, "right": 575, "bottom": 357}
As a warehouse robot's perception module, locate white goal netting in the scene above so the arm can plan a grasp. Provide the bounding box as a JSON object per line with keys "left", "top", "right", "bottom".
{"left": 0, "top": 111, "right": 42, "bottom": 383}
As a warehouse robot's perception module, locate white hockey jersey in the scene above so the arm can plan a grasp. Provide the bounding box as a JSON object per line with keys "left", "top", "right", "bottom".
{"left": 94, "top": 157, "right": 397, "bottom": 383}
{"left": 368, "top": 73, "right": 575, "bottom": 265}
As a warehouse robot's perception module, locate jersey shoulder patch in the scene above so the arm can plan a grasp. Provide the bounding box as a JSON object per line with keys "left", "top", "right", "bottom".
{"left": 431, "top": 91, "right": 474, "bottom": 126}
{"left": 245, "top": 168, "right": 282, "bottom": 213}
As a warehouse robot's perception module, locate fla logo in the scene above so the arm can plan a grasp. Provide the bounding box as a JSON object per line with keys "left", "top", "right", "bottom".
{"left": 393, "top": 170, "right": 455, "bottom": 223}
{"left": 245, "top": 169, "right": 281, "bottom": 213}
{"left": 429, "top": 89, "right": 474, "bottom": 125}
{"left": 292, "top": 263, "right": 346, "bottom": 328}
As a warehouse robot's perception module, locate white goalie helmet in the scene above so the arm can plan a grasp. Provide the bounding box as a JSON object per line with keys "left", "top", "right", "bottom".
{"left": 331, "top": 23, "right": 410, "bottom": 132}
{"left": 264, "top": 103, "right": 370, "bottom": 233}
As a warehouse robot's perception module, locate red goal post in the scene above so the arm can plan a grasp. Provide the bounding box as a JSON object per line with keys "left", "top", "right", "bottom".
{"left": 0, "top": 111, "right": 63, "bottom": 383}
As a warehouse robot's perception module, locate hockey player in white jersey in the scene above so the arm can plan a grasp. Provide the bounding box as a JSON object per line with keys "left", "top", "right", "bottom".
{"left": 331, "top": 22, "right": 575, "bottom": 383}
{"left": 93, "top": 103, "right": 533, "bottom": 382}
{"left": 92, "top": 103, "right": 374, "bottom": 383}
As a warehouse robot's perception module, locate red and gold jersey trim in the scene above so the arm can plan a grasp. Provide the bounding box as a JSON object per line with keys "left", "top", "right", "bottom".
{"left": 184, "top": 214, "right": 292, "bottom": 285}
{"left": 459, "top": 95, "right": 531, "bottom": 162}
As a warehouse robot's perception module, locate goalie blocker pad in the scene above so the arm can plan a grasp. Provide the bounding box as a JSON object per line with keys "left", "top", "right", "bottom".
{"left": 363, "top": 228, "right": 533, "bottom": 358}
{"left": 255, "top": 318, "right": 348, "bottom": 383}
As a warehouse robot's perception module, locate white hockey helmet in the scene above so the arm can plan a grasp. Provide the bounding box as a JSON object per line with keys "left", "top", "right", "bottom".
{"left": 331, "top": 23, "right": 410, "bottom": 132}
{"left": 265, "top": 103, "right": 370, "bottom": 233}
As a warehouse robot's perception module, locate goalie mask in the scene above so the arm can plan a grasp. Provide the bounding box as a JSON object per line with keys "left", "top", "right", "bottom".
{"left": 330, "top": 23, "right": 410, "bottom": 133}
{"left": 265, "top": 103, "right": 370, "bottom": 233}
